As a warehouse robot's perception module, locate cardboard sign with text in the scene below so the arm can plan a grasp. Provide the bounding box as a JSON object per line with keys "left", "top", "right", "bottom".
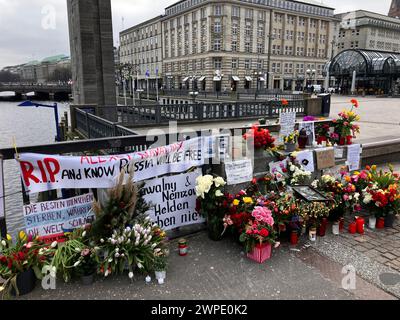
{"left": 142, "top": 169, "right": 204, "bottom": 231}
{"left": 315, "top": 148, "right": 335, "bottom": 170}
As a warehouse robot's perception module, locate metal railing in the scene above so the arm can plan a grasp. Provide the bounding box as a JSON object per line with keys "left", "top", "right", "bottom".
{"left": 96, "top": 100, "right": 306, "bottom": 127}
{"left": 75, "top": 108, "right": 138, "bottom": 139}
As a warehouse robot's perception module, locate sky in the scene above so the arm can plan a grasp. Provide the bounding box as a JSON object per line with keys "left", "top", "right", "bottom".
{"left": 0, "top": 0, "right": 393, "bottom": 69}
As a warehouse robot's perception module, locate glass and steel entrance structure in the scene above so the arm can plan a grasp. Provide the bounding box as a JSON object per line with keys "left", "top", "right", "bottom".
{"left": 325, "top": 49, "right": 400, "bottom": 95}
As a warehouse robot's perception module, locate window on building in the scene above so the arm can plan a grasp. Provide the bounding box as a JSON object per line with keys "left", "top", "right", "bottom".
{"left": 245, "top": 59, "right": 251, "bottom": 69}
{"left": 214, "top": 21, "right": 222, "bottom": 33}
{"left": 214, "top": 39, "right": 222, "bottom": 51}
{"left": 257, "top": 43, "right": 264, "bottom": 54}
{"left": 245, "top": 9, "right": 253, "bottom": 19}
{"left": 232, "top": 58, "right": 238, "bottom": 69}
{"left": 215, "top": 5, "right": 222, "bottom": 16}
{"left": 214, "top": 58, "right": 222, "bottom": 70}
{"left": 232, "top": 23, "right": 238, "bottom": 35}
{"left": 232, "top": 40, "right": 238, "bottom": 52}
{"left": 245, "top": 42, "right": 251, "bottom": 53}
{"left": 232, "top": 6, "right": 240, "bottom": 18}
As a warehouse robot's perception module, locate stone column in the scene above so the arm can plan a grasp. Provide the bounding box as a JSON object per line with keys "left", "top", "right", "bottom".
{"left": 67, "top": 0, "right": 116, "bottom": 111}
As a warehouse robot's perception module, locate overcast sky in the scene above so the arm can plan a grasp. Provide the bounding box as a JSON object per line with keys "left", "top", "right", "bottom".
{"left": 0, "top": 0, "right": 393, "bottom": 69}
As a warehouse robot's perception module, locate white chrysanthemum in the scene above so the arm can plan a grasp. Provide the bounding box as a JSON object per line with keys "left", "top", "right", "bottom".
{"left": 215, "top": 190, "right": 224, "bottom": 197}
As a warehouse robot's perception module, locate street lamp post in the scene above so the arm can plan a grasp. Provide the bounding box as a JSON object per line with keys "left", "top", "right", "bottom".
{"left": 18, "top": 101, "right": 61, "bottom": 142}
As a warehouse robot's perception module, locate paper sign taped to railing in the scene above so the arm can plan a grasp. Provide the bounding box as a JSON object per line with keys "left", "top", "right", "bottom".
{"left": 17, "top": 137, "right": 207, "bottom": 193}
{"left": 142, "top": 169, "right": 204, "bottom": 231}
{"left": 23, "top": 193, "right": 95, "bottom": 242}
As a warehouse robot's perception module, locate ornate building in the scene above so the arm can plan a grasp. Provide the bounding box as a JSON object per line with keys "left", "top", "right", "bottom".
{"left": 120, "top": 0, "right": 339, "bottom": 92}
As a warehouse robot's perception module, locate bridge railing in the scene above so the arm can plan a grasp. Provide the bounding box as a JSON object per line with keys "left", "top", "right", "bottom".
{"left": 94, "top": 100, "right": 306, "bottom": 127}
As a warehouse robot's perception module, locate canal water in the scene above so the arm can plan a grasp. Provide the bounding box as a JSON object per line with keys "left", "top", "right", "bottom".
{"left": 0, "top": 100, "right": 70, "bottom": 236}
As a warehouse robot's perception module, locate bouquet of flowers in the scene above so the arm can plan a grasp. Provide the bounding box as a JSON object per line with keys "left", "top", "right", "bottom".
{"left": 239, "top": 206, "right": 278, "bottom": 253}
{"left": 243, "top": 125, "right": 276, "bottom": 150}
{"left": 283, "top": 131, "right": 299, "bottom": 144}
{"left": 362, "top": 165, "right": 400, "bottom": 218}
{"left": 332, "top": 99, "right": 360, "bottom": 144}
{"left": 99, "top": 217, "right": 168, "bottom": 279}
{"left": 0, "top": 231, "right": 51, "bottom": 298}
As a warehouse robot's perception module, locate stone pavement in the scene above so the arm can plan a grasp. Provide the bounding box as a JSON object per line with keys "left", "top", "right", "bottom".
{"left": 17, "top": 232, "right": 395, "bottom": 300}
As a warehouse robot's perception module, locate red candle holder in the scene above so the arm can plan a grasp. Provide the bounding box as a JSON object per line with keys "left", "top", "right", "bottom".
{"left": 290, "top": 231, "right": 299, "bottom": 245}
{"left": 356, "top": 217, "right": 365, "bottom": 234}
{"left": 349, "top": 222, "right": 357, "bottom": 234}
{"left": 376, "top": 217, "right": 385, "bottom": 229}
{"left": 339, "top": 217, "right": 345, "bottom": 231}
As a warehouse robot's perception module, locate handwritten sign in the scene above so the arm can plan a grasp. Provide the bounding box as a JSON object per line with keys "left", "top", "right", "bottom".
{"left": 142, "top": 170, "right": 204, "bottom": 231}
{"left": 296, "top": 150, "right": 315, "bottom": 173}
{"left": 225, "top": 159, "right": 253, "bottom": 185}
{"left": 334, "top": 147, "right": 344, "bottom": 159}
{"left": 315, "top": 148, "right": 335, "bottom": 170}
{"left": 0, "top": 157, "right": 4, "bottom": 218}
{"left": 23, "top": 193, "right": 95, "bottom": 242}
{"left": 347, "top": 144, "right": 361, "bottom": 171}
{"left": 279, "top": 112, "right": 296, "bottom": 143}
{"left": 18, "top": 137, "right": 208, "bottom": 194}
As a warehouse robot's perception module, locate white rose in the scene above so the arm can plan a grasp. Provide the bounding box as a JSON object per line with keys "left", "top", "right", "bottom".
{"left": 214, "top": 177, "right": 226, "bottom": 188}
{"left": 215, "top": 190, "right": 224, "bottom": 197}
{"left": 1, "top": 240, "right": 6, "bottom": 246}
{"left": 290, "top": 165, "right": 296, "bottom": 172}
{"left": 51, "top": 241, "right": 58, "bottom": 248}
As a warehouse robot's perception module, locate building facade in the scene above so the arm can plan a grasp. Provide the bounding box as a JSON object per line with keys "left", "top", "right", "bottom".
{"left": 119, "top": 0, "right": 338, "bottom": 93}
{"left": 335, "top": 10, "right": 400, "bottom": 54}
{"left": 120, "top": 16, "right": 163, "bottom": 90}
{"left": 161, "top": 0, "right": 338, "bottom": 92}
{"left": 389, "top": 0, "right": 400, "bottom": 18}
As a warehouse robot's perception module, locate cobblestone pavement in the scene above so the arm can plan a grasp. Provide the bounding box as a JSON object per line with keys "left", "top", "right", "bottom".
{"left": 310, "top": 217, "right": 400, "bottom": 298}
{"left": 12, "top": 231, "right": 395, "bottom": 300}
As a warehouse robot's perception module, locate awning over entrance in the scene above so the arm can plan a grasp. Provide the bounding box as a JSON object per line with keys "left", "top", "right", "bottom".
{"left": 198, "top": 76, "right": 206, "bottom": 82}
{"left": 232, "top": 76, "right": 240, "bottom": 81}
{"left": 213, "top": 76, "right": 222, "bottom": 81}
{"left": 182, "top": 77, "right": 189, "bottom": 82}
{"left": 245, "top": 76, "right": 253, "bottom": 82}
{"left": 259, "top": 77, "right": 266, "bottom": 82}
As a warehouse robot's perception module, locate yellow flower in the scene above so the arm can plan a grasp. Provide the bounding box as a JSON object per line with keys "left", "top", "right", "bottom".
{"left": 6, "top": 234, "right": 12, "bottom": 241}
{"left": 344, "top": 176, "right": 351, "bottom": 183}
{"left": 354, "top": 171, "right": 360, "bottom": 176}
{"left": 243, "top": 197, "right": 253, "bottom": 204}
{"left": 19, "top": 231, "right": 27, "bottom": 241}
{"left": 233, "top": 199, "right": 240, "bottom": 206}
{"left": 371, "top": 165, "right": 377, "bottom": 171}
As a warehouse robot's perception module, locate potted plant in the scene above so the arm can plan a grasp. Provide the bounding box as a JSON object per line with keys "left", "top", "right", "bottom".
{"left": 74, "top": 247, "right": 99, "bottom": 285}
{"left": 153, "top": 252, "right": 168, "bottom": 285}
{"left": 283, "top": 131, "right": 299, "bottom": 152}
{"left": 0, "top": 232, "right": 51, "bottom": 299}
{"left": 195, "top": 175, "right": 227, "bottom": 241}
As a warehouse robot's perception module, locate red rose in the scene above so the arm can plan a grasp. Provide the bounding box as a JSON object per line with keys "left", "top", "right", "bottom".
{"left": 260, "top": 229, "right": 269, "bottom": 237}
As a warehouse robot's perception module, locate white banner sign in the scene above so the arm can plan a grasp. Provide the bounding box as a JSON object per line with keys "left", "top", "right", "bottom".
{"left": 23, "top": 193, "right": 95, "bottom": 242}
{"left": 142, "top": 169, "right": 205, "bottom": 231}
{"left": 18, "top": 137, "right": 206, "bottom": 194}
{"left": 0, "top": 157, "right": 4, "bottom": 218}
{"left": 225, "top": 159, "right": 253, "bottom": 185}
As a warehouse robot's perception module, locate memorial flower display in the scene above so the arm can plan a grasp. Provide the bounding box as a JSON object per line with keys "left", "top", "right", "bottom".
{"left": 243, "top": 124, "right": 276, "bottom": 150}
{"left": 239, "top": 206, "right": 278, "bottom": 254}
{"left": 332, "top": 99, "right": 360, "bottom": 145}
{"left": 0, "top": 232, "right": 51, "bottom": 299}
{"left": 361, "top": 165, "right": 400, "bottom": 222}
{"left": 99, "top": 218, "right": 168, "bottom": 278}
{"left": 195, "top": 175, "right": 227, "bottom": 240}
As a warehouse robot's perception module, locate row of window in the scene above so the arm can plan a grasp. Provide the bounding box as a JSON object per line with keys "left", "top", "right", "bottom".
{"left": 165, "top": 0, "right": 334, "bottom": 18}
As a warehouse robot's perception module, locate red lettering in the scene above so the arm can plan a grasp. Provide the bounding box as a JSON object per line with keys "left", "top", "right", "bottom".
{"left": 98, "top": 156, "right": 107, "bottom": 164}
{"left": 37, "top": 160, "right": 48, "bottom": 183}
{"left": 80, "top": 156, "right": 90, "bottom": 164}
{"left": 43, "top": 158, "right": 60, "bottom": 183}
{"left": 20, "top": 161, "right": 40, "bottom": 187}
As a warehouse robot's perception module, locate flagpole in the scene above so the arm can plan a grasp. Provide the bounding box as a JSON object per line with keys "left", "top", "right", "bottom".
{"left": 156, "top": 69, "right": 159, "bottom": 103}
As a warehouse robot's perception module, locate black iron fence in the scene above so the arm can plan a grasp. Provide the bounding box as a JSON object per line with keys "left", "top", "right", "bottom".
{"left": 95, "top": 100, "right": 306, "bottom": 128}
